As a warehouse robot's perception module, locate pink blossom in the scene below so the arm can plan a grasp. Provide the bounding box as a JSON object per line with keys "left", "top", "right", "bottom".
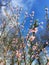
{"left": 31, "top": 55, "right": 34, "bottom": 58}
{"left": 29, "top": 28, "right": 38, "bottom": 33}
{"left": 30, "top": 20, "right": 33, "bottom": 22}
{"left": 15, "top": 38, "right": 18, "bottom": 43}
{"left": 27, "top": 43, "right": 31, "bottom": 47}
{"left": 47, "top": 62, "right": 49, "bottom": 65}
{"left": 46, "top": 42, "right": 48, "bottom": 44}
{"left": 16, "top": 50, "right": 21, "bottom": 58}
{"left": 32, "top": 45, "right": 37, "bottom": 51}
{"left": 29, "top": 36, "right": 35, "bottom": 41}
{"left": 0, "top": 61, "right": 4, "bottom": 65}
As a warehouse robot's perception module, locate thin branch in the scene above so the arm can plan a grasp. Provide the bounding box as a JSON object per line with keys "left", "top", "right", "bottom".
{"left": 0, "top": 0, "right": 11, "bottom": 7}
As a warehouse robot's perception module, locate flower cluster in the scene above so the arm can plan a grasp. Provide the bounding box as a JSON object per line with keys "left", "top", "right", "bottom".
{"left": 0, "top": 3, "right": 49, "bottom": 65}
